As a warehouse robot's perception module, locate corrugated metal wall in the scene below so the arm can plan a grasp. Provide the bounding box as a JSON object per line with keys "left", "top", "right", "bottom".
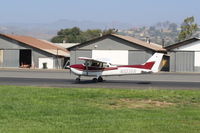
{"left": 3, "top": 50, "right": 19, "bottom": 67}
{"left": 170, "top": 51, "right": 194, "bottom": 72}
{"left": 78, "top": 36, "right": 143, "bottom": 51}
{"left": 175, "top": 52, "right": 194, "bottom": 72}
{"left": 70, "top": 50, "right": 92, "bottom": 65}
{"left": 128, "top": 51, "right": 152, "bottom": 65}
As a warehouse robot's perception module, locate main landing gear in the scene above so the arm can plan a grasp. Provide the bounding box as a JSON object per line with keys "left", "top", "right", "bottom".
{"left": 92, "top": 76, "right": 103, "bottom": 82}
{"left": 75, "top": 76, "right": 103, "bottom": 83}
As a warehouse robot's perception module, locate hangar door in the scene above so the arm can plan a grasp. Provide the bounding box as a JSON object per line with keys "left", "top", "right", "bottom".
{"left": 3, "top": 50, "right": 19, "bottom": 67}
{"left": 92, "top": 50, "right": 128, "bottom": 65}
{"left": 175, "top": 51, "right": 194, "bottom": 72}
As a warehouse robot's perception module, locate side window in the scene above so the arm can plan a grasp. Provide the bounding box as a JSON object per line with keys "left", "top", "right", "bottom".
{"left": 103, "top": 63, "right": 109, "bottom": 68}
{"left": 99, "top": 63, "right": 103, "bottom": 68}
{"left": 91, "top": 62, "right": 102, "bottom": 67}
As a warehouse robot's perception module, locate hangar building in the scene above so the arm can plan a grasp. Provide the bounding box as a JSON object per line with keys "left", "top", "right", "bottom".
{"left": 69, "top": 34, "right": 166, "bottom": 65}
{"left": 166, "top": 38, "right": 200, "bottom": 72}
{"left": 0, "top": 34, "right": 69, "bottom": 69}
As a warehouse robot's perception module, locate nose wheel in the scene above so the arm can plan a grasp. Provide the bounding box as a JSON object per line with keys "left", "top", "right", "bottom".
{"left": 75, "top": 76, "right": 81, "bottom": 83}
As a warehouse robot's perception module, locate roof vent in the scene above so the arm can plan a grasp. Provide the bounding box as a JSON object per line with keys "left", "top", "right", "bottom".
{"left": 146, "top": 37, "right": 150, "bottom": 44}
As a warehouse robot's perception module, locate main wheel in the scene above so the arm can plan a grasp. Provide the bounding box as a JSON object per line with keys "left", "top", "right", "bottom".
{"left": 98, "top": 76, "right": 103, "bottom": 82}
{"left": 75, "top": 77, "right": 80, "bottom": 83}
{"left": 92, "top": 78, "right": 98, "bottom": 82}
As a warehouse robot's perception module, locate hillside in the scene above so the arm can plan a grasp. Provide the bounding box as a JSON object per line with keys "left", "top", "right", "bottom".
{"left": 0, "top": 20, "right": 199, "bottom": 46}
{"left": 119, "top": 21, "right": 200, "bottom": 46}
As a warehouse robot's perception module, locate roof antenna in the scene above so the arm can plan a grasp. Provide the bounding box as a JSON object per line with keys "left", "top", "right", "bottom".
{"left": 146, "top": 37, "right": 150, "bottom": 44}
{"left": 162, "top": 38, "right": 165, "bottom": 47}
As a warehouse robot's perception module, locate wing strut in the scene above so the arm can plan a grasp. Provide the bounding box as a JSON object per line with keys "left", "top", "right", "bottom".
{"left": 86, "top": 60, "right": 89, "bottom": 75}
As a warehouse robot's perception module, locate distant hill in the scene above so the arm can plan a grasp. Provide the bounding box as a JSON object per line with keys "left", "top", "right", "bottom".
{"left": 119, "top": 21, "right": 200, "bottom": 46}
{"left": 0, "top": 20, "right": 133, "bottom": 40}
{"left": 0, "top": 20, "right": 199, "bottom": 46}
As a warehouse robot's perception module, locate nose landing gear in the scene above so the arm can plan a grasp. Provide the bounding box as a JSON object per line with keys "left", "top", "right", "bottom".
{"left": 75, "top": 76, "right": 81, "bottom": 83}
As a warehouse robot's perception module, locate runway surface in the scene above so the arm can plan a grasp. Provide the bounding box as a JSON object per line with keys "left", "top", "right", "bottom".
{"left": 0, "top": 69, "right": 200, "bottom": 89}
{"left": 0, "top": 77, "right": 200, "bottom": 89}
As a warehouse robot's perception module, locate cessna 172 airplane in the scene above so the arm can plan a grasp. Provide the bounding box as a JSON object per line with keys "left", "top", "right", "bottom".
{"left": 68, "top": 53, "right": 164, "bottom": 82}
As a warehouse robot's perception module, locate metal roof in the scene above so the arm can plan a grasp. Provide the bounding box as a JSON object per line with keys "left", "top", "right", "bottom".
{"left": 55, "top": 43, "right": 80, "bottom": 49}
{"left": 112, "top": 34, "right": 166, "bottom": 51}
{"left": 69, "top": 34, "right": 166, "bottom": 52}
{"left": 0, "top": 34, "right": 70, "bottom": 57}
{"left": 165, "top": 38, "right": 200, "bottom": 50}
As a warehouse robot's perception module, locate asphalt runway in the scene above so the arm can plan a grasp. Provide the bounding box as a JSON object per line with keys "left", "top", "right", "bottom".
{"left": 0, "top": 77, "right": 200, "bottom": 89}
{"left": 0, "top": 69, "right": 200, "bottom": 89}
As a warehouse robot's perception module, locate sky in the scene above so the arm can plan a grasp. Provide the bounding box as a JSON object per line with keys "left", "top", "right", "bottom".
{"left": 0, "top": 0, "right": 200, "bottom": 25}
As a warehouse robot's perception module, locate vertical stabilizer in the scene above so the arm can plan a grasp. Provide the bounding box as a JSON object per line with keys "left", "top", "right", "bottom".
{"left": 145, "top": 53, "right": 164, "bottom": 72}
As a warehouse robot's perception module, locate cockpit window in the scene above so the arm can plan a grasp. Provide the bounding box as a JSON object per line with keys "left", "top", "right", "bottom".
{"left": 103, "top": 63, "right": 109, "bottom": 68}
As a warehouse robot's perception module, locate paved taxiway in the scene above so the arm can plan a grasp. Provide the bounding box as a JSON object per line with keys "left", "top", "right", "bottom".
{"left": 0, "top": 69, "right": 200, "bottom": 89}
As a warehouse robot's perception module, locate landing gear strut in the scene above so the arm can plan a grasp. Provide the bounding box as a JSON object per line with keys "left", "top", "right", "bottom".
{"left": 75, "top": 76, "right": 81, "bottom": 83}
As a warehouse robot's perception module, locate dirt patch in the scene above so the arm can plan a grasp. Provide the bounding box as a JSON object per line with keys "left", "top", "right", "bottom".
{"left": 104, "top": 98, "right": 175, "bottom": 109}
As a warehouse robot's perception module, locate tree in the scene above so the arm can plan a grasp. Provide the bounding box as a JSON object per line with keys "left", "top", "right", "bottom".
{"left": 51, "top": 27, "right": 86, "bottom": 43}
{"left": 178, "top": 16, "right": 198, "bottom": 41}
{"left": 102, "top": 28, "right": 118, "bottom": 35}
{"left": 51, "top": 27, "right": 118, "bottom": 43}
{"left": 83, "top": 29, "right": 102, "bottom": 41}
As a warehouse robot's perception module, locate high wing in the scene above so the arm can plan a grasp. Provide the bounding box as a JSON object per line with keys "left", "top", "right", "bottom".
{"left": 78, "top": 57, "right": 108, "bottom": 63}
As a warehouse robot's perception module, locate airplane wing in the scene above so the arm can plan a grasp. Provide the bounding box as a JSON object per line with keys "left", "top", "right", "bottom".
{"left": 78, "top": 57, "right": 107, "bottom": 63}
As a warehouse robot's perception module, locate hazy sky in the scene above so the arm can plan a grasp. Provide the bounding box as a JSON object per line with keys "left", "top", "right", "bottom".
{"left": 1, "top": 0, "right": 200, "bottom": 25}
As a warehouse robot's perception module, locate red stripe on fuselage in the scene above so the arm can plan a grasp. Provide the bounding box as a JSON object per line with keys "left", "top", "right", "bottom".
{"left": 118, "top": 61, "right": 155, "bottom": 70}
{"left": 69, "top": 64, "right": 117, "bottom": 71}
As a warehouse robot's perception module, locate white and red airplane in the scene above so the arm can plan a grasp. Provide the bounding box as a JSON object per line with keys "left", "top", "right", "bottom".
{"left": 68, "top": 53, "right": 164, "bottom": 82}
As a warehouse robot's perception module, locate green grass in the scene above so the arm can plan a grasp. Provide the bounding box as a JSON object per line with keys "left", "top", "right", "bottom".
{"left": 0, "top": 86, "right": 200, "bottom": 133}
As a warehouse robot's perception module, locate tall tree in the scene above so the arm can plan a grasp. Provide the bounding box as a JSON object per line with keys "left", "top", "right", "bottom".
{"left": 178, "top": 16, "right": 198, "bottom": 41}
{"left": 51, "top": 27, "right": 118, "bottom": 43}
{"left": 51, "top": 27, "right": 86, "bottom": 43}
{"left": 102, "top": 28, "right": 118, "bottom": 35}
{"left": 84, "top": 29, "right": 102, "bottom": 41}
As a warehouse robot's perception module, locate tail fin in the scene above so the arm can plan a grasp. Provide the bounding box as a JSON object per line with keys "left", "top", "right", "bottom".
{"left": 145, "top": 53, "right": 164, "bottom": 72}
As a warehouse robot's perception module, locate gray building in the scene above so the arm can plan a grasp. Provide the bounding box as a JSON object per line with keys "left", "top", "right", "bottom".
{"left": 0, "top": 34, "right": 69, "bottom": 69}
{"left": 69, "top": 34, "right": 166, "bottom": 65}
{"left": 166, "top": 38, "right": 200, "bottom": 72}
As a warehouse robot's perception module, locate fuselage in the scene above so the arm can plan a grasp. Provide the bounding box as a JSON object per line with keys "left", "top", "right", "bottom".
{"left": 69, "top": 62, "right": 154, "bottom": 77}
